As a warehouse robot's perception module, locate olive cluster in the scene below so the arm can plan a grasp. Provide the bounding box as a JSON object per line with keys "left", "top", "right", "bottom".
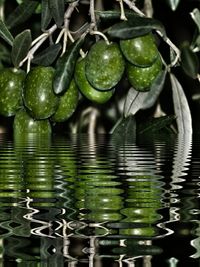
{"left": 0, "top": 33, "right": 162, "bottom": 134}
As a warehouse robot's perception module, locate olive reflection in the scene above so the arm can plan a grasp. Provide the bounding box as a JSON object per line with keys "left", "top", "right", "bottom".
{"left": 75, "top": 167, "right": 123, "bottom": 223}
{"left": 0, "top": 142, "right": 24, "bottom": 197}
{"left": 15, "top": 133, "right": 55, "bottom": 204}
{"left": 75, "top": 138, "right": 123, "bottom": 224}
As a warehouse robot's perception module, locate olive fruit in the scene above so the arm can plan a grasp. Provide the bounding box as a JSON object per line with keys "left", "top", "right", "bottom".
{"left": 85, "top": 40, "right": 125, "bottom": 91}
{"left": 14, "top": 109, "right": 52, "bottom": 134}
{"left": 75, "top": 57, "right": 114, "bottom": 104}
{"left": 120, "top": 34, "right": 159, "bottom": 67}
{"left": 0, "top": 68, "right": 25, "bottom": 116}
{"left": 51, "top": 79, "right": 79, "bottom": 122}
{"left": 23, "top": 66, "right": 59, "bottom": 119}
{"left": 127, "top": 56, "right": 162, "bottom": 91}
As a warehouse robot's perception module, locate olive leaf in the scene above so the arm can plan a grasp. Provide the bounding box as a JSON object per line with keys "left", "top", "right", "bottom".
{"left": 6, "top": 1, "right": 39, "bottom": 29}
{"left": 0, "top": 43, "right": 11, "bottom": 68}
{"left": 124, "top": 70, "right": 167, "bottom": 117}
{"left": 107, "top": 16, "right": 166, "bottom": 39}
{"left": 41, "top": 0, "right": 52, "bottom": 30}
{"left": 0, "top": 19, "right": 14, "bottom": 46}
{"left": 49, "top": 0, "right": 65, "bottom": 28}
{"left": 170, "top": 73, "right": 192, "bottom": 135}
{"left": 110, "top": 116, "right": 136, "bottom": 144}
{"left": 165, "top": 0, "right": 180, "bottom": 11}
{"left": 95, "top": 10, "right": 138, "bottom": 21}
{"left": 11, "top": 29, "right": 32, "bottom": 68}
{"left": 180, "top": 42, "right": 199, "bottom": 79}
{"left": 53, "top": 37, "right": 85, "bottom": 95}
{"left": 138, "top": 115, "right": 176, "bottom": 134}
{"left": 32, "top": 43, "right": 62, "bottom": 66}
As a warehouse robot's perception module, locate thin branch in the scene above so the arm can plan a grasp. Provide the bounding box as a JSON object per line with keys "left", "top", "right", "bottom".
{"left": 89, "top": 0, "right": 97, "bottom": 31}
{"left": 116, "top": 0, "right": 127, "bottom": 20}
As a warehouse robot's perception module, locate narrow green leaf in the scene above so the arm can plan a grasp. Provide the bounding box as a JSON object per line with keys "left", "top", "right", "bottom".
{"left": 53, "top": 38, "right": 85, "bottom": 95}
{"left": 170, "top": 73, "right": 192, "bottom": 135}
{"left": 124, "top": 70, "right": 166, "bottom": 117}
{"left": 107, "top": 17, "right": 166, "bottom": 40}
{"left": 6, "top": 1, "right": 39, "bottom": 29}
{"left": 110, "top": 116, "right": 136, "bottom": 144}
{"left": 0, "top": 19, "right": 14, "bottom": 45}
{"left": 49, "top": 0, "right": 64, "bottom": 28}
{"left": 165, "top": 0, "right": 180, "bottom": 11}
{"left": 32, "top": 43, "right": 62, "bottom": 66}
{"left": 41, "top": 0, "right": 52, "bottom": 30}
{"left": 180, "top": 42, "right": 199, "bottom": 79}
{"left": 11, "top": 29, "right": 32, "bottom": 68}
{"left": 138, "top": 115, "right": 176, "bottom": 134}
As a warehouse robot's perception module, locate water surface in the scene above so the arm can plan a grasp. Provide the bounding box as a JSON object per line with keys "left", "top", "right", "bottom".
{"left": 0, "top": 132, "right": 198, "bottom": 266}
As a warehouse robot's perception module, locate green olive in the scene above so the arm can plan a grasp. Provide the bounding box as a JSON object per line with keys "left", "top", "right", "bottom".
{"left": 0, "top": 68, "right": 25, "bottom": 116}
{"left": 120, "top": 34, "right": 159, "bottom": 67}
{"left": 51, "top": 79, "right": 79, "bottom": 122}
{"left": 85, "top": 40, "right": 125, "bottom": 91}
{"left": 75, "top": 57, "right": 114, "bottom": 104}
{"left": 127, "top": 56, "right": 162, "bottom": 91}
{"left": 23, "top": 66, "right": 59, "bottom": 119}
{"left": 13, "top": 109, "right": 52, "bottom": 134}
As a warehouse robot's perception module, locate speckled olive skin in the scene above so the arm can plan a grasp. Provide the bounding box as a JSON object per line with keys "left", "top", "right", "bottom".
{"left": 127, "top": 56, "right": 162, "bottom": 91}
{"left": 120, "top": 34, "right": 159, "bottom": 67}
{"left": 0, "top": 68, "right": 25, "bottom": 116}
{"left": 23, "top": 66, "right": 59, "bottom": 119}
{"left": 75, "top": 57, "right": 114, "bottom": 104}
{"left": 51, "top": 79, "right": 79, "bottom": 122}
{"left": 14, "top": 109, "right": 52, "bottom": 134}
{"left": 85, "top": 40, "right": 125, "bottom": 91}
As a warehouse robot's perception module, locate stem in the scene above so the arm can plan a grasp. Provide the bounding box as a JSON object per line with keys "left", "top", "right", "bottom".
{"left": 117, "top": 0, "right": 127, "bottom": 20}
{"left": 90, "top": 30, "right": 110, "bottom": 44}
{"left": 89, "top": 0, "right": 97, "bottom": 31}
{"left": 122, "top": 0, "right": 144, "bottom": 16}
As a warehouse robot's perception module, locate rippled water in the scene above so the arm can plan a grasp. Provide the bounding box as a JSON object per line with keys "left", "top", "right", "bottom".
{"left": 0, "top": 132, "right": 199, "bottom": 266}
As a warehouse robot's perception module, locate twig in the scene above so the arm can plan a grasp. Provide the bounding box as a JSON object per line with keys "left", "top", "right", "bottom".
{"left": 89, "top": 0, "right": 97, "bottom": 31}
{"left": 116, "top": 0, "right": 127, "bottom": 20}
{"left": 19, "top": 2, "right": 79, "bottom": 71}
{"left": 19, "top": 24, "right": 57, "bottom": 72}
{"left": 123, "top": 0, "right": 144, "bottom": 16}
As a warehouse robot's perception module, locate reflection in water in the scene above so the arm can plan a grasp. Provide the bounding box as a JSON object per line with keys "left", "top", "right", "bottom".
{"left": 0, "top": 132, "right": 198, "bottom": 266}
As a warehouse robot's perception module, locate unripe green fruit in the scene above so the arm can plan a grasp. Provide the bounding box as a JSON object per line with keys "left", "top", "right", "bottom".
{"left": 127, "top": 56, "right": 162, "bottom": 91}
{"left": 51, "top": 79, "right": 79, "bottom": 122}
{"left": 23, "top": 66, "right": 59, "bottom": 119}
{"left": 0, "top": 68, "right": 25, "bottom": 116}
{"left": 14, "top": 109, "right": 51, "bottom": 134}
{"left": 75, "top": 57, "right": 114, "bottom": 104}
{"left": 85, "top": 40, "right": 125, "bottom": 91}
{"left": 120, "top": 34, "right": 159, "bottom": 67}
